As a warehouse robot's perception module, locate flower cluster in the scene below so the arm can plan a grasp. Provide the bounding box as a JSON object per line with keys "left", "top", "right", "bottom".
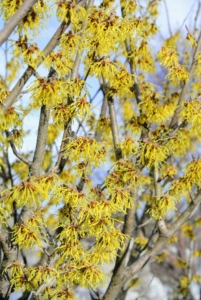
{"left": 158, "top": 46, "right": 189, "bottom": 85}
{"left": 63, "top": 135, "right": 107, "bottom": 170}
{"left": 147, "top": 194, "right": 177, "bottom": 219}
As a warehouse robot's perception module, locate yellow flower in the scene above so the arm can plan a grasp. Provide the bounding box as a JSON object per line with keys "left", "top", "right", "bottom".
{"left": 139, "top": 140, "right": 169, "bottom": 168}
{"left": 56, "top": 241, "right": 84, "bottom": 262}
{"left": 9, "top": 129, "right": 24, "bottom": 148}
{"left": 89, "top": 246, "right": 117, "bottom": 264}
{"left": 109, "top": 67, "right": 134, "bottom": 97}
{"left": 85, "top": 9, "right": 127, "bottom": 56}
{"left": 69, "top": 96, "right": 93, "bottom": 119}
{"left": 30, "top": 77, "right": 66, "bottom": 107}
{"left": 44, "top": 51, "right": 72, "bottom": 76}
{"left": 18, "top": 7, "right": 41, "bottom": 36}
{"left": 135, "top": 236, "right": 148, "bottom": 248}
{"left": 42, "top": 151, "right": 52, "bottom": 171}
{"left": 96, "top": 229, "right": 128, "bottom": 255}
{"left": 158, "top": 46, "right": 179, "bottom": 68}
{"left": 192, "top": 250, "right": 201, "bottom": 257}
{"left": 12, "top": 221, "right": 44, "bottom": 249}
{"left": 52, "top": 184, "right": 86, "bottom": 207}
{"left": 118, "top": 136, "right": 138, "bottom": 157}
{"left": 47, "top": 124, "right": 60, "bottom": 145}
{"left": 138, "top": 93, "right": 176, "bottom": 124}
{"left": 51, "top": 104, "right": 71, "bottom": 127}
{"left": 7, "top": 177, "right": 50, "bottom": 208}
{"left": 164, "top": 32, "right": 181, "bottom": 49}
{"left": 168, "top": 129, "right": 191, "bottom": 156}
{"left": 180, "top": 98, "right": 201, "bottom": 126}
{"left": 182, "top": 224, "right": 196, "bottom": 240}
{"left": 123, "top": 101, "right": 136, "bottom": 120}
{"left": 57, "top": 223, "right": 85, "bottom": 245}
{"left": 22, "top": 44, "right": 43, "bottom": 69}
{"left": 178, "top": 276, "right": 190, "bottom": 296}
{"left": 0, "top": 89, "right": 9, "bottom": 104}
{"left": 81, "top": 212, "right": 115, "bottom": 236}
{"left": 110, "top": 188, "right": 133, "bottom": 213}
{"left": 147, "top": 195, "right": 176, "bottom": 219}
{"left": 4, "top": 262, "right": 35, "bottom": 292}
{"left": 186, "top": 33, "right": 197, "bottom": 48}
{"left": 175, "top": 258, "right": 189, "bottom": 269}
{"left": 147, "top": 0, "right": 159, "bottom": 18}
{"left": 87, "top": 57, "right": 119, "bottom": 81}
{"left": 166, "top": 64, "right": 189, "bottom": 85}
{"left": 168, "top": 236, "right": 178, "bottom": 244}
{"left": 192, "top": 275, "right": 201, "bottom": 283}
{"left": 126, "top": 116, "right": 141, "bottom": 135}
{"left": 60, "top": 31, "right": 82, "bottom": 55}
{"left": 70, "top": 260, "right": 107, "bottom": 288}
{"left": 0, "top": 0, "right": 23, "bottom": 20}
{"left": 96, "top": 115, "right": 111, "bottom": 135}
{"left": 65, "top": 77, "right": 86, "bottom": 99}
{"left": 183, "top": 159, "right": 201, "bottom": 187}
{"left": 63, "top": 136, "right": 106, "bottom": 169}
{"left": 12, "top": 161, "right": 29, "bottom": 180}
{"left": 179, "top": 276, "right": 189, "bottom": 288}
{"left": 155, "top": 252, "right": 168, "bottom": 263}
{"left": 1, "top": 107, "right": 22, "bottom": 130}
{"left": 105, "top": 159, "right": 150, "bottom": 189}
{"left": 5, "top": 261, "right": 23, "bottom": 279}
{"left": 28, "top": 266, "right": 58, "bottom": 287}
{"left": 121, "top": 0, "right": 137, "bottom": 15}
{"left": 56, "top": 0, "right": 86, "bottom": 29}
{"left": 49, "top": 288, "right": 77, "bottom": 300}
{"left": 194, "top": 217, "right": 201, "bottom": 227}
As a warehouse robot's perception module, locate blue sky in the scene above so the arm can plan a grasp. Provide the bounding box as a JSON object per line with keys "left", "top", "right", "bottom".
{"left": 157, "top": 0, "right": 199, "bottom": 36}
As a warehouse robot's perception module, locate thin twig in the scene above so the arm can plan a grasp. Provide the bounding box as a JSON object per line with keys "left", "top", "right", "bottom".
{"left": 170, "top": 30, "right": 201, "bottom": 128}
{"left": 154, "top": 166, "right": 169, "bottom": 237}
{"left": 163, "top": 0, "right": 173, "bottom": 36}
{"left": 7, "top": 132, "right": 31, "bottom": 167}
{"left": 134, "top": 218, "right": 152, "bottom": 230}
{"left": 194, "top": 1, "right": 201, "bottom": 32}
{"left": 135, "top": 275, "right": 155, "bottom": 300}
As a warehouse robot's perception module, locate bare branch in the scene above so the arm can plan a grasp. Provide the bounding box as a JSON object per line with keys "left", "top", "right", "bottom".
{"left": 107, "top": 95, "right": 122, "bottom": 160}
{"left": 154, "top": 166, "right": 169, "bottom": 237}
{"left": 0, "top": 0, "right": 37, "bottom": 47}
{"left": 71, "top": 51, "right": 83, "bottom": 80}
{"left": 31, "top": 105, "right": 50, "bottom": 177}
{"left": 55, "top": 125, "right": 75, "bottom": 174}
{"left": 116, "top": 191, "right": 136, "bottom": 268}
